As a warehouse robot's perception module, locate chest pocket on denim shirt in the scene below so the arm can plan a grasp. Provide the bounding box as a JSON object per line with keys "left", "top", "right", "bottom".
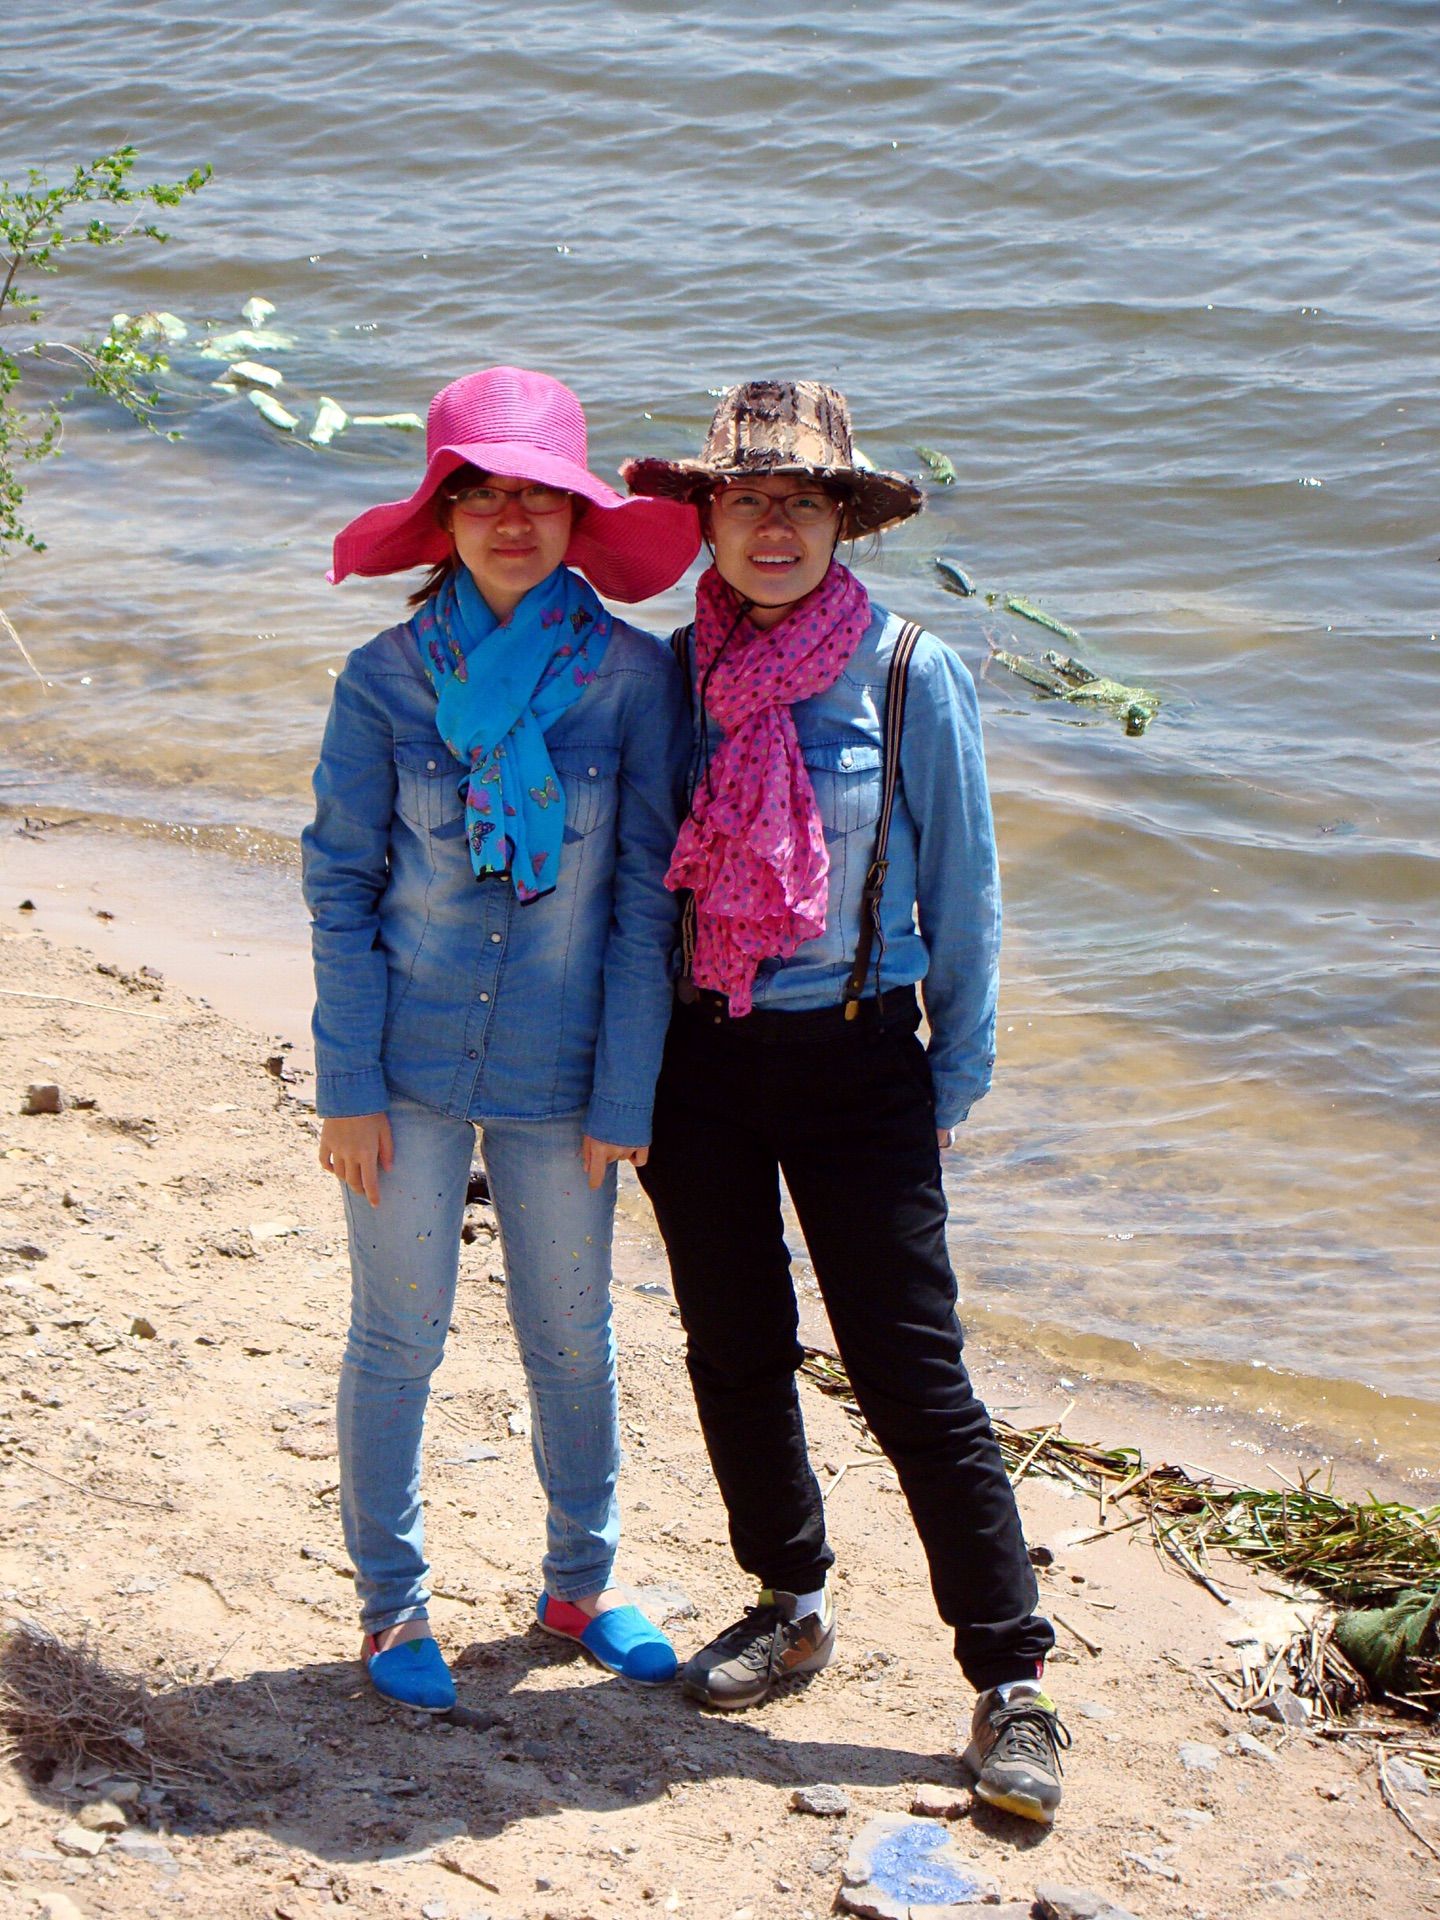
{"left": 551, "top": 744, "right": 620, "bottom": 844}
{"left": 393, "top": 739, "right": 467, "bottom": 835}
{"left": 801, "top": 742, "right": 883, "bottom": 843}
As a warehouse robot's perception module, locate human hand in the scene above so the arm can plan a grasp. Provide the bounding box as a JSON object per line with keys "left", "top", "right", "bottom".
{"left": 581, "top": 1136, "right": 648, "bottom": 1191}
{"left": 319, "top": 1112, "right": 394, "bottom": 1207}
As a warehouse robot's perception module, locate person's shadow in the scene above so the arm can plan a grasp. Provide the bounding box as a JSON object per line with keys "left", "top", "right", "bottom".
{"left": 13, "top": 1623, "right": 1053, "bottom": 1865}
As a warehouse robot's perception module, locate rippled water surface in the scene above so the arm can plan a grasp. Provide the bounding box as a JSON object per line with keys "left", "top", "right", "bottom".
{"left": 3, "top": 3, "right": 1437, "bottom": 1452}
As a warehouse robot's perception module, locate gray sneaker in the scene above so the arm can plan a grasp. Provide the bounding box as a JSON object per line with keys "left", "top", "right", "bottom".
{"left": 682, "top": 1588, "right": 836, "bottom": 1709}
{"left": 960, "top": 1681, "right": 1070, "bottom": 1824}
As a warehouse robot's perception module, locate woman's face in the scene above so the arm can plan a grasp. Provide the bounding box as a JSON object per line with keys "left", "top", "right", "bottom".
{"left": 703, "top": 478, "right": 842, "bottom": 629}
{"left": 441, "top": 474, "right": 575, "bottom": 619}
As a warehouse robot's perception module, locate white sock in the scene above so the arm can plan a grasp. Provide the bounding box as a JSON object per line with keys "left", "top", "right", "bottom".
{"left": 788, "top": 1585, "right": 829, "bottom": 1621}
{"left": 995, "top": 1675, "right": 1042, "bottom": 1703}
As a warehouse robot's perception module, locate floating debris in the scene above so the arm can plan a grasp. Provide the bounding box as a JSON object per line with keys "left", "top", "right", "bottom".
{"left": 111, "top": 310, "right": 188, "bottom": 344}
{"left": 988, "top": 639, "right": 1160, "bottom": 735}
{"left": 1002, "top": 592, "right": 1087, "bottom": 649}
{"left": 309, "top": 395, "right": 349, "bottom": 446}
{"left": 212, "top": 359, "right": 283, "bottom": 393}
{"left": 248, "top": 390, "right": 299, "bottom": 433}
{"left": 934, "top": 554, "right": 976, "bottom": 596}
{"left": 199, "top": 326, "right": 297, "bottom": 361}
{"left": 240, "top": 295, "right": 277, "bottom": 328}
{"left": 915, "top": 443, "right": 957, "bottom": 485}
{"left": 351, "top": 411, "right": 425, "bottom": 432}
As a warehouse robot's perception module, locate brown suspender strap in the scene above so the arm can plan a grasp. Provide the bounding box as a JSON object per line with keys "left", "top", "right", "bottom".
{"left": 842, "top": 619, "right": 922, "bottom": 1017}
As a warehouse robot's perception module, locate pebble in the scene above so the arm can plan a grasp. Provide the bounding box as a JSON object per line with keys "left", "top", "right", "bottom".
{"left": 909, "top": 1782, "right": 970, "bottom": 1818}
{"left": 20, "top": 1893, "right": 90, "bottom": 1920}
{"left": 54, "top": 1823, "right": 107, "bottom": 1856}
{"left": 1251, "top": 1685, "right": 1310, "bottom": 1728}
{"left": 76, "top": 1799, "right": 128, "bottom": 1832}
{"left": 1036, "top": 1886, "right": 1143, "bottom": 1920}
{"left": 114, "top": 1829, "right": 179, "bottom": 1870}
{"left": 1178, "top": 1741, "right": 1220, "bottom": 1772}
{"left": 791, "top": 1784, "right": 850, "bottom": 1817}
{"left": 21, "top": 1083, "right": 65, "bottom": 1114}
{"left": 1385, "top": 1756, "right": 1431, "bottom": 1795}
{"left": 1231, "top": 1731, "right": 1281, "bottom": 1765}
{"left": 1071, "top": 1700, "right": 1115, "bottom": 1722}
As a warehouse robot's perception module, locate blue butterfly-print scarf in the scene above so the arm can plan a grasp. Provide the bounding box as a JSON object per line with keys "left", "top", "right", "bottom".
{"left": 412, "top": 564, "right": 612, "bottom": 901}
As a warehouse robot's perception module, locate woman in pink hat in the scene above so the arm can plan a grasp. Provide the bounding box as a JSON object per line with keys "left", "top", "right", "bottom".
{"left": 622, "top": 382, "right": 1067, "bottom": 1824}
{"left": 303, "top": 366, "right": 701, "bottom": 1710}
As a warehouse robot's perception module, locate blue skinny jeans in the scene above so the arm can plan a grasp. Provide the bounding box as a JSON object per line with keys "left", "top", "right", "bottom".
{"left": 336, "top": 1097, "right": 620, "bottom": 1634}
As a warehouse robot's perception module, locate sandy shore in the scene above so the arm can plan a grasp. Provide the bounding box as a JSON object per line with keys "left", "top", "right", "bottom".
{"left": 2, "top": 888, "right": 1438, "bottom": 1917}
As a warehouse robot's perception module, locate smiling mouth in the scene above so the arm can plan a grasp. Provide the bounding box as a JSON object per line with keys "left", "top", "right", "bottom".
{"left": 748, "top": 551, "right": 801, "bottom": 569}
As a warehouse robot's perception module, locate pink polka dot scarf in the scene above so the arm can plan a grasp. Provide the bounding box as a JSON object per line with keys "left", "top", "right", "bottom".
{"left": 668, "top": 560, "right": 871, "bottom": 1015}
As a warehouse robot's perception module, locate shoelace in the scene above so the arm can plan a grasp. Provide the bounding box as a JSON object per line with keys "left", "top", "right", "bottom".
{"left": 990, "top": 1699, "right": 1073, "bottom": 1774}
{"left": 728, "top": 1603, "right": 790, "bottom": 1674}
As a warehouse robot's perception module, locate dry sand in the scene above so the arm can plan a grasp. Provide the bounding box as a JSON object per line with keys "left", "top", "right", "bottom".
{"left": 1, "top": 905, "right": 1438, "bottom": 1920}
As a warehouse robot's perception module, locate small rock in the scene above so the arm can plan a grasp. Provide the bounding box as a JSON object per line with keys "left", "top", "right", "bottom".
{"left": 507, "top": 1408, "right": 530, "bottom": 1436}
{"left": 1385, "top": 1757, "right": 1431, "bottom": 1796}
{"left": 114, "top": 1829, "right": 178, "bottom": 1869}
{"left": 76, "top": 1798, "right": 128, "bottom": 1832}
{"left": 1317, "top": 1781, "right": 1352, "bottom": 1801}
{"left": 0, "top": 1237, "right": 47, "bottom": 1262}
{"left": 909, "top": 1783, "right": 970, "bottom": 1818}
{"left": 1178, "top": 1741, "right": 1220, "bottom": 1772}
{"left": 1071, "top": 1700, "right": 1115, "bottom": 1722}
{"left": 1231, "top": 1731, "right": 1281, "bottom": 1765}
{"left": 21, "top": 1083, "right": 65, "bottom": 1115}
{"left": 129, "top": 1315, "right": 157, "bottom": 1340}
{"left": 633, "top": 1282, "right": 670, "bottom": 1296}
{"left": 18, "top": 897, "right": 36, "bottom": 910}
{"left": 1028, "top": 1543, "right": 1056, "bottom": 1567}
{"left": 25, "top": 1893, "right": 90, "bottom": 1920}
{"left": 264, "top": 1052, "right": 296, "bottom": 1081}
{"left": 445, "top": 1445, "right": 501, "bottom": 1465}
{"left": 1035, "top": 1886, "right": 1144, "bottom": 1920}
{"left": 1121, "top": 1848, "right": 1182, "bottom": 1882}
{"left": 1251, "top": 1685, "right": 1310, "bottom": 1728}
{"left": 249, "top": 1216, "right": 301, "bottom": 1241}
{"left": 423, "top": 1903, "right": 450, "bottom": 1919}
{"left": 54, "top": 1822, "right": 107, "bottom": 1856}
{"left": 791, "top": 1783, "right": 850, "bottom": 1817}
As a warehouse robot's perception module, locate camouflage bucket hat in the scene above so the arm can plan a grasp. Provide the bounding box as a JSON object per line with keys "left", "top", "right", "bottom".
{"left": 620, "top": 380, "right": 925, "bottom": 538}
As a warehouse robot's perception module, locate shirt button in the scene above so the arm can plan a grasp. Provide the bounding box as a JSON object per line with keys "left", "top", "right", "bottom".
{"left": 426, "top": 758, "right": 437, "bottom": 771}
{"left": 587, "top": 765, "right": 598, "bottom": 777}
{"left": 489, "top": 932, "right": 501, "bottom": 944}
{"left": 466, "top": 1048, "right": 478, "bottom": 1060}
{"left": 479, "top": 991, "right": 491, "bottom": 1003}
{"left": 840, "top": 749, "right": 853, "bottom": 769}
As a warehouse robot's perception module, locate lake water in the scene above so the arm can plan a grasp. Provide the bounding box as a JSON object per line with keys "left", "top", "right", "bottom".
{"left": 3, "top": 2, "right": 1436, "bottom": 1468}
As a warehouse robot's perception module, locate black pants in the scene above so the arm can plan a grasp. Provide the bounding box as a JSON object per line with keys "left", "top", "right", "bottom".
{"left": 638, "top": 988, "right": 1054, "bottom": 1692}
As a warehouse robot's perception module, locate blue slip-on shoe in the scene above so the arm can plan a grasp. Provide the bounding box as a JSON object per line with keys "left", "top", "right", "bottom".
{"left": 536, "top": 1592, "right": 678, "bottom": 1684}
{"left": 362, "top": 1632, "right": 457, "bottom": 1713}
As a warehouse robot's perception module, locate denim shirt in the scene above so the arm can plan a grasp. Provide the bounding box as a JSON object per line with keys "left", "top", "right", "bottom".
{"left": 686, "top": 602, "right": 1001, "bottom": 1127}
{"left": 302, "top": 609, "right": 689, "bottom": 1143}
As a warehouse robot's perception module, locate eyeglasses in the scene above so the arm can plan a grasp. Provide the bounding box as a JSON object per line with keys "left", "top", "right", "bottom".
{"left": 710, "top": 484, "right": 842, "bottom": 528}
{"left": 444, "top": 481, "right": 571, "bottom": 518}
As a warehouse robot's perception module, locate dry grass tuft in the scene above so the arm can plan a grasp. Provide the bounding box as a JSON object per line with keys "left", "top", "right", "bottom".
{"left": 0, "top": 1619, "right": 266, "bottom": 1786}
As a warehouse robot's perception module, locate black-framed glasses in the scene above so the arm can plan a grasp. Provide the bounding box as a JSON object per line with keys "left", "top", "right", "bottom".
{"left": 710, "top": 484, "right": 842, "bottom": 528}
{"left": 444, "top": 481, "right": 571, "bottom": 518}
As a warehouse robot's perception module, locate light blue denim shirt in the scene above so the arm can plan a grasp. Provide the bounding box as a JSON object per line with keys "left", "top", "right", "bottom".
{"left": 302, "top": 608, "right": 688, "bottom": 1144}
{"left": 685, "top": 602, "right": 1001, "bottom": 1127}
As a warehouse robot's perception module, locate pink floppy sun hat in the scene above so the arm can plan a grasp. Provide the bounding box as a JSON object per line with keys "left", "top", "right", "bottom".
{"left": 329, "top": 366, "right": 701, "bottom": 603}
